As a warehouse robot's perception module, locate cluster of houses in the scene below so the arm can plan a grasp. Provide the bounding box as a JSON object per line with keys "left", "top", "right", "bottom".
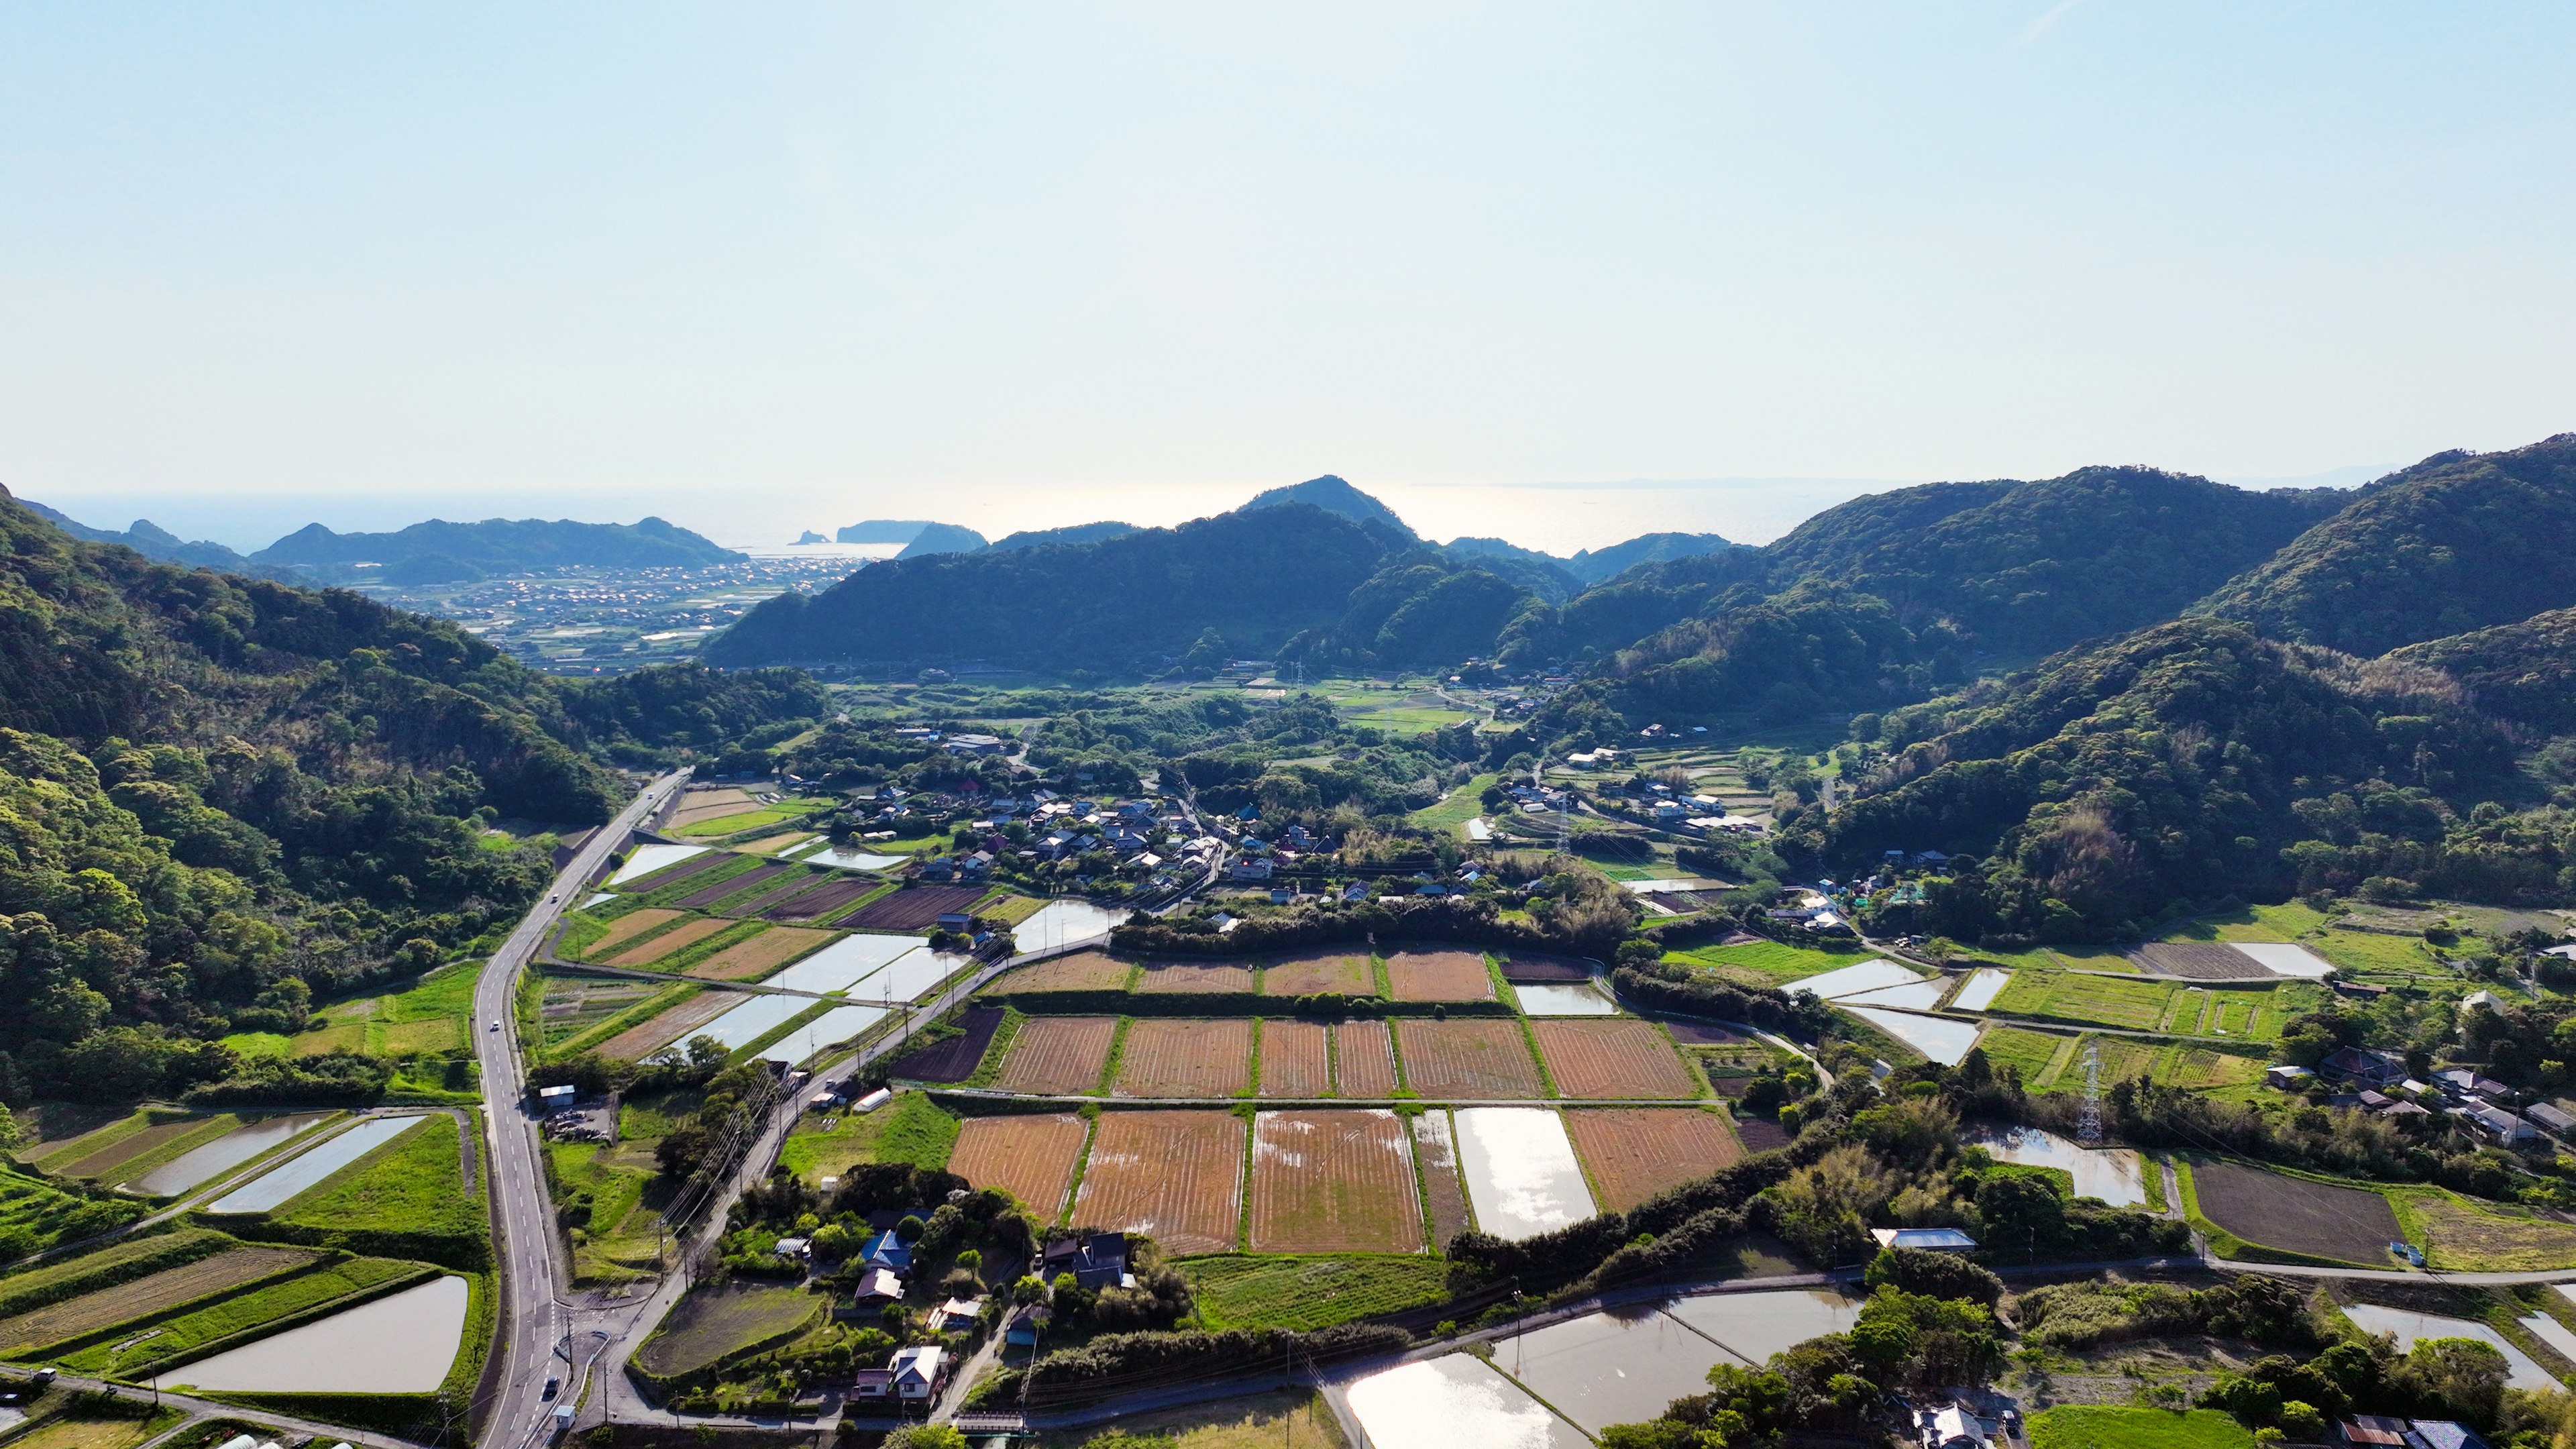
{"left": 2340, "top": 1415, "right": 2494, "bottom": 1449}
{"left": 2271, "top": 1046, "right": 2576, "bottom": 1146}
{"left": 888, "top": 726, "right": 1010, "bottom": 757}
{"left": 841, "top": 1232, "right": 1136, "bottom": 1412}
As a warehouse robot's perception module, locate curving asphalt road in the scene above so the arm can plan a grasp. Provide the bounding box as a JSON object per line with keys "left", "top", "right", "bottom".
{"left": 475, "top": 769, "right": 690, "bottom": 1449}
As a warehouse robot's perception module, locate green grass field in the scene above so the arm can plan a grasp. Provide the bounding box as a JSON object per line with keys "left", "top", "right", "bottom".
{"left": 274, "top": 1113, "right": 484, "bottom": 1247}
{"left": 1409, "top": 773, "right": 1498, "bottom": 835}
{"left": 2029, "top": 1407, "right": 2253, "bottom": 1449}
{"left": 1988, "top": 971, "right": 2180, "bottom": 1030}
{"left": 550, "top": 1140, "right": 666, "bottom": 1283}
{"left": 1972, "top": 1026, "right": 2265, "bottom": 1095}
{"left": 222, "top": 958, "right": 480, "bottom": 1060}
{"left": 633, "top": 1282, "right": 822, "bottom": 1380}
{"left": 778, "top": 1091, "right": 957, "bottom": 1182}
{"left": 1665, "top": 939, "right": 1879, "bottom": 983}
{"left": 1182, "top": 1256, "right": 1452, "bottom": 1332}
{"left": 2306, "top": 926, "right": 2447, "bottom": 977}
{"left": 0, "top": 1163, "right": 145, "bottom": 1252}
{"left": 671, "top": 798, "right": 835, "bottom": 839}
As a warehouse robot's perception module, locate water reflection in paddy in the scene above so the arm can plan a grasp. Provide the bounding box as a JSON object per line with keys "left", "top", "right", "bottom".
{"left": 1488, "top": 1305, "right": 1732, "bottom": 1432}
{"left": 1663, "top": 1288, "right": 1858, "bottom": 1367}
{"left": 1961, "top": 1123, "right": 2146, "bottom": 1206}
{"left": 1839, "top": 1006, "right": 1980, "bottom": 1065}
{"left": 130, "top": 1113, "right": 330, "bottom": 1198}
{"left": 205, "top": 1114, "right": 427, "bottom": 1214}
{"left": 1345, "top": 1354, "right": 1587, "bottom": 1449}
{"left": 607, "top": 844, "right": 706, "bottom": 885}
{"left": 1454, "top": 1108, "right": 1595, "bottom": 1242}
{"left": 158, "top": 1275, "right": 468, "bottom": 1393}
{"left": 1512, "top": 983, "right": 1619, "bottom": 1016}
{"left": 1016, "top": 900, "right": 1126, "bottom": 953}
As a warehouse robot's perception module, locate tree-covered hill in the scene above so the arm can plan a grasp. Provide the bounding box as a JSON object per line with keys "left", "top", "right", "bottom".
{"left": 2191, "top": 433, "right": 2576, "bottom": 656}
{"left": 2383, "top": 606, "right": 2576, "bottom": 737}
{"left": 1757, "top": 466, "right": 2349, "bottom": 657}
{"left": 0, "top": 488, "right": 823, "bottom": 1105}
{"left": 251, "top": 515, "right": 740, "bottom": 580}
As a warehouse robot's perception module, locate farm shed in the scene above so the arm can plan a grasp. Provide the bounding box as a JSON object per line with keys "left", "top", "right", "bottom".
{"left": 1872, "top": 1227, "right": 1976, "bottom": 1252}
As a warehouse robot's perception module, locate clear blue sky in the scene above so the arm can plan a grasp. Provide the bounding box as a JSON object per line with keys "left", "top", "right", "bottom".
{"left": 3, "top": 3, "right": 2571, "bottom": 551}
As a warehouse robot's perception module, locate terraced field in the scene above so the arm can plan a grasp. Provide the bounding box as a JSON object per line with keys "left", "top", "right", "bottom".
{"left": 1395, "top": 1020, "right": 1544, "bottom": 1098}
{"left": 948, "top": 1114, "right": 1089, "bottom": 1219}
{"left": 0, "top": 1246, "right": 316, "bottom": 1354}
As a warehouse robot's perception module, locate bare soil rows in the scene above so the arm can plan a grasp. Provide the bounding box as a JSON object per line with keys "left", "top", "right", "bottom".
{"left": 599, "top": 991, "right": 735, "bottom": 1060}
{"left": 1115, "top": 1019, "right": 1253, "bottom": 1097}
{"left": 1735, "top": 1119, "right": 1792, "bottom": 1152}
{"left": 1385, "top": 950, "right": 1495, "bottom": 1002}
{"left": 1666, "top": 1022, "right": 1750, "bottom": 1046}
{"left": 845, "top": 884, "right": 989, "bottom": 931}
{"left": 722, "top": 869, "right": 833, "bottom": 918}
{"left": 996, "top": 1017, "right": 1120, "bottom": 1095}
{"left": 685, "top": 926, "right": 835, "bottom": 982}
{"left": 1134, "top": 961, "right": 1257, "bottom": 994}
{"left": 765, "top": 877, "right": 876, "bottom": 922}
{"left": 1496, "top": 954, "right": 1594, "bottom": 983}
{"left": 2140, "top": 943, "right": 2271, "bottom": 980}
{"left": 1395, "top": 1020, "right": 1544, "bottom": 1098}
{"left": 582, "top": 908, "right": 686, "bottom": 959}
{"left": 948, "top": 1114, "right": 1089, "bottom": 1219}
{"left": 1073, "top": 1110, "right": 1245, "bottom": 1255}
{"left": 1258, "top": 1021, "right": 1330, "bottom": 1098}
{"left": 1261, "top": 952, "right": 1373, "bottom": 998}
{"left": 621, "top": 851, "right": 733, "bottom": 892}
{"left": 1534, "top": 1019, "right": 1700, "bottom": 1099}
{"left": 666, "top": 788, "right": 759, "bottom": 827}
{"left": 58, "top": 1120, "right": 203, "bottom": 1180}
{"left": 885, "top": 1006, "right": 1006, "bottom": 1083}
{"left": 680, "top": 863, "right": 788, "bottom": 910}
{"left": 0, "top": 1246, "right": 316, "bottom": 1352}
{"left": 1564, "top": 1109, "right": 1745, "bottom": 1211}
{"left": 994, "top": 951, "right": 1135, "bottom": 994}
{"left": 2193, "top": 1160, "right": 2400, "bottom": 1264}
{"left": 602, "top": 916, "right": 733, "bottom": 967}
{"left": 1250, "top": 1110, "right": 1425, "bottom": 1254}
{"left": 1412, "top": 1112, "right": 1472, "bottom": 1244}
{"left": 1333, "top": 1021, "right": 1398, "bottom": 1097}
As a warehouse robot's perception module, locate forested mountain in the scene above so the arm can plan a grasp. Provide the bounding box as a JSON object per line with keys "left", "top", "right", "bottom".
{"left": 1758, "top": 466, "right": 2349, "bottom": 657}
{"left": 1796, "top": 618, "right": 2546, "bottom": 938}
{"left": 252, "top": 515, "right": 740, "bottom": 580}
{"left": 0, "top": 488, "right": 822, "bottom": 1104}
{"left": 2192, "top": 434, "right": 2576, "bottom": 655}
{"left": 18, "top": 501, "right": 280, "bottom": 578}
{"left": 706, "top": 502, "right": 1405, "bottom": 672}
{"left": 991, "top": 521, "right": 1137, "bottom": 551}
{"left": 1242, "top": 475, "right": 1417, "bottom": 536}
{"left": 1278, "top": 559, "right": 1541, "bottom": 670}
{"left": 893, "top": 523, "right": 990, "bottom": 558}
{"left": 2383, "top": 606, "right": 2576, "bottom": 737}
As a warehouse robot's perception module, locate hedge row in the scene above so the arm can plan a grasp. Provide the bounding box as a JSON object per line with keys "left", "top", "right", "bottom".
{"left": 989, "top": 1322, "right": 1412, "bottom": 1407}
{"left": 1110, "top": 898, "right": 1618, "bottom": 959}
{"left": 1609, "top": 965, "right": 1834, "bottom": 1037}
{"left": 0, "top": 1226, "right": 225, "bottom": 1320}
{"left": 195, "top": 1216, "right": 491, "bottom": 1273}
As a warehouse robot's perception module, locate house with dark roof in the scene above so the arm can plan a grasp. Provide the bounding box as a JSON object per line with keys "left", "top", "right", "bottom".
{"left": 1040, "top": 1232, "right": 1130, "bottom": 1291}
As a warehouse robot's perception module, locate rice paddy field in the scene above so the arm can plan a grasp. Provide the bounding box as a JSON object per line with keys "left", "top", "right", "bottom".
{"left": 1395, "top": 1019, "right": 1545, "bottom": 1098}
{"left": 996, "top": 1016, "right": 1121, "bottom": 1095}
{"left": 1529, "top": 1020, "right": 1699, "bottom": 1100}
{"left": 947, "top": 1113, "right": 1089, "bottom": 1220}
{"left": 1562, "top": 1109, "right": 1744, "bottom": 1211}
{"left": 994, "top": 951, "right": 1137, "bottom": 994}
{"left": 1984, "top": 970, "right": 2310, "bottom": 1042}
{"left": 1383, "top": 950, "right": 1497, "bottom": 1002}
{"left": 1248, "top": 1110, "right": 1425, "bottom": 1255}
{"left": 1334, "top": 1020, "right": 1399, "bottom": 1097}
{"left": 1258, "top": 1020, "right": 1332, "bottom": 1097}
{"left": 0, "top": 1245, "right": 315, "bottom": 1354}
{"left": 1073, "top": 1111, "right": 1246, "bottom": 1256}
{"left": 1114, "top": 1018, "right": 1254, "bottom": 1097}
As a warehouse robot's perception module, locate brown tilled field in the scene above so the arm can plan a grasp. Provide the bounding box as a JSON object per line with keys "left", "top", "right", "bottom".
{"left": 765, "top": 877, "right": 877, "bottom": 922}
{"left": 845, "top": 884, "right": 990, "bottom": 932}
{"left": 885, "top": 1006, "right": 1006, "bottom": 1082}
{"left": 1396, "top": 1020, "right": 1544, "bottom": 1098}
{"left": 724, "top": 869, "right": 833, "bottom": 918}
{"left": 949, "top": 1114, "right": 1089, "bottom": 1219}
{"left": 2192, "top": 1160, "right": 2400, "bottom": 1264}
{"left": 1134, "top": 961, "right": 1257, "bottom": 994}
{"left": 1258, "top": 1020, "right": 1330, "bottom": 1097}
{"left": 1384, "top": 949, "right": 1495, "bottom": 1002}
{"left": 1564, "top": 1109, "right": 1744, "bottom": 1211}
{"left": 2140, "top": 943, "right": 2270, "bottom": 981}
{"left": 620, "top": 850, "right": 732, "bottom": 892}
{"left": 1074, "top": 1110, "right": 1245, "bottom": 1256}
{"left": 1734, "top": 1118, "right": 1792, "bottom": 1152}
{"left": 1496, "top": 953, "right": 1594, "bottom": 983}
{"left": 996, "top": 1017, "right": 1120, "bottom": 1095}
{"left": 993, "top": 951, "right": 1135, "bottom": 994}
{"left": 1115, "top": 1018, "right": 1253, "bottom": 1097}
{"left": 599, "top": 991, "right": 735, "bottom": 1060}
{"left": 1250, "top": 1110, "right": 1425, "bottom": 1254}
{"left": 58, "top": 1119, "right": 204, "bottom": 1180}
{"left": 680, "top": 863, "right": 787, "bottom": 910}
{"left": 603, "top": 916, "right": 734, "bottom": 967}
{"left": 581, "top": 908, "right": 686, "bottom": 959}
{"left": 1666, "top": 1022, "right": 1750, "bottom": 1046}
{"left": 667, "top": 787, "right": 759, "bottom": 827}
{"left": 1261, "top": 951, "right": 1373, "bottom": 997}
{"left": 686, "top": 926, "right": 834, "bottom": 981}
{"left": 1411, "top": 1112, "right": 1472, "bottom": 1244}
{"left": 1332, "top": 1021, "right": 1398, "bottom": 1097}
{"left": 0, "top": 1245, "right": 318, "bottom": 1352}
{"left": 1532, "top": 1019, "right": 1698, "bottom": 1099}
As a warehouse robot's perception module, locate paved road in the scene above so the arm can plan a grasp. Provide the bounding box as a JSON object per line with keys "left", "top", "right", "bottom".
{"left": 46, "top": 1366, "right": 431, "bottom": 1449}
{"left": 475, "top": 770, "right": 690, "bottom": 1449}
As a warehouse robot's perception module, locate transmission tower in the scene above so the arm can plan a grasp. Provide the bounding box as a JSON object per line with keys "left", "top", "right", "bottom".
{"left": 2078, "top": 1041, "right": 2104, "bottom": 1144}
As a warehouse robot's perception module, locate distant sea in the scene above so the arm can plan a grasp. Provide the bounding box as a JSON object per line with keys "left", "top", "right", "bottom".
{"left": 24, "top": 465, "right": 2384, "bottom": 559}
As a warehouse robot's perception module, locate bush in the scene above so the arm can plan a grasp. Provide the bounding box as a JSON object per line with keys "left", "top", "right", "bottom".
{"left": 1863, "top": 1246, "right": 2002, "bottom": 1307}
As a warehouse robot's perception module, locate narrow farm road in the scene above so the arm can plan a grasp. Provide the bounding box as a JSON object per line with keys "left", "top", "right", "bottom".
{"left": 476, "top": 769, "right": 690, "bottom": 1449}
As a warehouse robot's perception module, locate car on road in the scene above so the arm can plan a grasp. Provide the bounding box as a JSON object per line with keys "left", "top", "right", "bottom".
{"left": 543, "top": 1376, "right": 559, "bottom": 1401}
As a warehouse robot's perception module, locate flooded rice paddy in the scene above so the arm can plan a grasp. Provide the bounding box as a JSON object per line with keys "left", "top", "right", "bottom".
{"left": 2341, "top": 1305, "right": 2556, "bottom": 1390}
{"left": 686, "top": 991, "right": 817, "bottom": 1051}
{"left": 1345, "top": 1354, "right": 1589, "bottom": 1449}
{"left": 1835, "top": 979, "right": 1949, "bottom": 1010}
{"left": 1782, "top": 959, "right": 1922, "bottom": 1000}
{"left": 129, "top": 1113, "right": 332, "bottom": 1198}
{"left": 788, "top": 841, "right": 907, "bottom": 871}
{"left": 764, "top": 934, "right": 920, "bottom": 994}
{"left": 845, "top": 948, "right": 967, "bottom": 1004}
{"left": 1346, "top": 1289, "right": 1860, "bottom": 1447}
{"left": 205, "top": 1114, "right": 428, "bottom": 1214}
{"left": 1015, "top": 900, "right": 1126, "bottom": 954}
{"left": 157, "top": 1275, "right": 468, "bottom": 1393}
{"left": 759, "top": 1004, "right": 887, "bottom": 1064}
{"left": 1962, "top": 1124, "right": 2146, "bottom": 1206}
{"left": 1453, "top": 1108, "right": 1595, "bottom": 1242}
{"left": 1512, "top": 983, "right": 1619, "bottom": 1016}
{"left": 1950, "top": 968, "right": 2012, "bottom": 1011}
{"left": 2231, "top": 943, "right": 2335, "bottom": 978}
{"left": 1841, "top": 1006, "right": 1980, "bottom": 1065}
{"left": 608, "top": 844, "right": 708, "bottom": 884}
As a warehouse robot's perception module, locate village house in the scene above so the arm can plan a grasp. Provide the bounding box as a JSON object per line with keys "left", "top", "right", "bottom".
{"left": 1041, "top": 1232, "right": 1132, "bottom": 1291}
